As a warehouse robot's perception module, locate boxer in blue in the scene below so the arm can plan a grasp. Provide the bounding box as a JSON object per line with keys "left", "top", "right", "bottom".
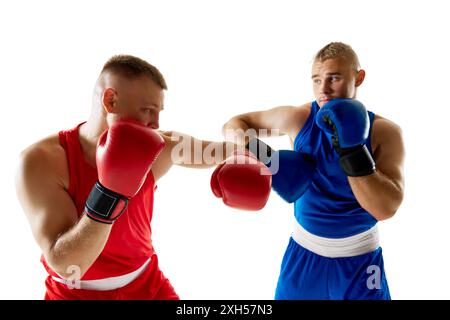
{"left": 221, "top": 42, "right": 405, "bottom": 299}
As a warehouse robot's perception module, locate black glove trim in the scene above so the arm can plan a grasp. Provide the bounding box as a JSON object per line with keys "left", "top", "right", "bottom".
{"left": 245, "top": 138, "right": 274, "bottom": 166}
{"left": 85, "top": 182, "right": 128, "bottom": 224}
{"left": 339, "top": 145, "right": 376, "bottom": 177}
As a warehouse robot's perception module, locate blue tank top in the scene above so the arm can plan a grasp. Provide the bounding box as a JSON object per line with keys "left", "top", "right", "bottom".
{"left": 293, "top": 101, "right": 377, "bottom": 238}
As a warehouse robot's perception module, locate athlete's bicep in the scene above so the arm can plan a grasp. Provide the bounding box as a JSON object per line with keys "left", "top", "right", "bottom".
{"left": 238, "top": 106, "right": 297, "bottom": 135}
{"left": 228, "top": 104, "right": 311, "bottom": 141}
{"left": 372, "top": 120, "right": 405, "bottom": 191}
{"left": 15, "top": 147, "right": 78, "bottom": 256}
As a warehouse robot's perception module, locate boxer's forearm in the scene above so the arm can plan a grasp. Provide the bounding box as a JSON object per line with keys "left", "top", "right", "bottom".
{"left": 170, "top": 132, "right": 239, "bottom": 168}
{"left": 222, "top": 118, "right": 252, "bottom": 145}
{"left": 348, "top": 171, "right": 403, "bottom": 221}
{"left": 222, "top": 112, "right": 285, "bottom": 145}
{"left": 177, "top": 141, "right": 238, "bottom": 168}
{"left": 45, "top": 215, "right": 112, "bottom": 279}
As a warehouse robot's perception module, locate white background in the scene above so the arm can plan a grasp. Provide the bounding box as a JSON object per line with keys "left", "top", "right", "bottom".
{"left": 1, "top": 0, "right": 449, "bottom": 300}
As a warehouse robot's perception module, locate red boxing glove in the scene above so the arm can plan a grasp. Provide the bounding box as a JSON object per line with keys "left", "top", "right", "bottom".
{"left": 85, "top": 120, "right": 165, "bottom": 223}
{"left": 211, "top": 150, "right": 271, "bottom": 211}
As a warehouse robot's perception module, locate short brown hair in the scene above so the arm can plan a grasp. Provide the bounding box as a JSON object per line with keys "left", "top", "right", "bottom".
{"left": 101, "top": 54, "right": 167, "bottom": 89}
{"left": 314, "top": 42, "right": 360, "bottom": 71}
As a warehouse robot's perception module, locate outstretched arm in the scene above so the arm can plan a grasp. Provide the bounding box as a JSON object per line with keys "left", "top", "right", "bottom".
{"left": 221, "top": 104, "right": 311, "bottom": 146}
{"left": 151, "top": 131, "right": 238, "bottom": 181}
{"left": 164, "top": 131, "right": 237, "bottom": 168}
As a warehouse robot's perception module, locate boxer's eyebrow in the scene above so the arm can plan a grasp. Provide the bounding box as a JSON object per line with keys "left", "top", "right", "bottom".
{"left": 152, "top": 103, "right": 164, "bottom": 111}
{"left": 145, "top": 100, "right": 163, "bottom": 110}
{"left": 311, "top": 72, "right": 342, "bottom": 79}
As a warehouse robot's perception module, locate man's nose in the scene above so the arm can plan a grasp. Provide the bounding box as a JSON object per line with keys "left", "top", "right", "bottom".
{"left": 320, "top": 81, "right": 331, "bottom": 94}
{"left": 149, "top": 112, "right": 159, "bottom": 129}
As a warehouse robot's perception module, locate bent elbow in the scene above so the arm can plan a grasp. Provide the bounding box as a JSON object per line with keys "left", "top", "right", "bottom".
{"left": 373, "top": 199, "right": 403, "bottom": 221}
{"left": 375, "top": 208, "right": 397, "bottom": 221}
{"left": 376, "top": 189, "right": 404, "bottom": 221}
{"left": 44, "top": 250, "right": 87, "bottom": 280}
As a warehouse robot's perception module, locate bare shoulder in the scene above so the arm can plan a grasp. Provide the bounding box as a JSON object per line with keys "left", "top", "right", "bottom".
{"left": 284, "top": 102, "right": 312, "bottom": 142}
{"left": 291, "top": 102, "right": 312, "bottom": 122}
{"left": 17, "top": 134, "right": 69, "bottom": 191}
{"left": 371, "top": 115, "right": 404, "bottom": 153}
{"left": 370, "top": 115, "right": 405, "bottom": 174}
{"left": 372, "top": 115, "right": 402, "bottom": 133}
{"left": 16, "top": 135, "right": 79, "bottom": 254}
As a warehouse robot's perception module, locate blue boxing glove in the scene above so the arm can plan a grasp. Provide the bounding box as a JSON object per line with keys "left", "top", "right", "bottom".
{"left": 246, "top": 138, "right": 316, "bottom": 203}
{"left": 315, "top": 98, "right": 375, "bottom": 177}
{"left": 270, "top": 150, "right": 316, "bottom": 202}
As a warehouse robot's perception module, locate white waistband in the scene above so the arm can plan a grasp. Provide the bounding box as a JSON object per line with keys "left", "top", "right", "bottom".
{"left": 291, "top": 221, "right": 380, "bottom": 258}
{"left": 52, "top": 257, "right": 152, "bottom": 291}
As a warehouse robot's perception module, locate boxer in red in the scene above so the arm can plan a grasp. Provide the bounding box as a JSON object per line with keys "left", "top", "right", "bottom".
{"left": 15, "top": 55, "right": 271, "bottom": 299}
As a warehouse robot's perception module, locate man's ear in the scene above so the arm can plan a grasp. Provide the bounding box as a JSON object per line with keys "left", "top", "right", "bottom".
{"left": 102, "top": 88, "right": 117, "bottom": 113}
{"left": 355, "top": 69, "right": 366, "bottom": 87}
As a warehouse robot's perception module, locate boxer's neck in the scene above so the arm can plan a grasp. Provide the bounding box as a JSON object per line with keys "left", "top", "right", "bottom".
{"left": 78, "top": 114, "right": 107, "bottom": 168}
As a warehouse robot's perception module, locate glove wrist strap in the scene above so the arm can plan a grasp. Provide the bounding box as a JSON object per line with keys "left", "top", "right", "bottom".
{"left": 84, "top": 182, "right": 128, "bottom": 224}
{"left": 245, "top": 138, "right": 274, "bottom": 166}
{"left": 339, "top": 145, "right": 376, "bottom": 177}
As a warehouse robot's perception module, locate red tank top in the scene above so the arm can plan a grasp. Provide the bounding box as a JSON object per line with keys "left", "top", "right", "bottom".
{"left": 41, "top": 123, "right": 156, "bottom": 280}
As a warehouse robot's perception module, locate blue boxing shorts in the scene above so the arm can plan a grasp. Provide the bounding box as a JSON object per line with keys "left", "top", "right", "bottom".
{"left": 275, "top": 222, "right": 390, "bottom": 300}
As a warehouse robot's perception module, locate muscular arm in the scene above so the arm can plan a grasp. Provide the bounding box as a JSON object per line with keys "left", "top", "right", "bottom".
{"left": 150, "top": 104, "right": 310, "bottom": 181}
{"left": 15, "top": 143, "right": 111, "bottom": 279}
{"left": 221, "top": 104, "right": 311, "bottom": 146}
{"left": 349, "top": 118, "right": 405, "bottom": 221}
{"left": 151, "top": 131, "right": 238, "bottom": 181}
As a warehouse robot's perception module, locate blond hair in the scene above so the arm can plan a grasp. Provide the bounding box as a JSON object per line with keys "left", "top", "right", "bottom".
{"left": 101, "top": 54, "right": 167, "bottom": 89}
{"left": 314, "top": 42, "right": 360, "bottom": 71}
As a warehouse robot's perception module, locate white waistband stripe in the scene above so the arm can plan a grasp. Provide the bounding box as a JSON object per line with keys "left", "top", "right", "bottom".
{"left": 52, "top": 257, "right": 152, "bottom": 291}
{"left": 291, "top": 221, "right": 380, "bottom": 258}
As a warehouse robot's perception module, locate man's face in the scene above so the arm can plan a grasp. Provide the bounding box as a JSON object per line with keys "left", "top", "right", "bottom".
{"left": 108, "top": 75, "right": 164, "bottom": 129}
{"left": 311, "top": 57, "right": 363, "bottom": 107}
